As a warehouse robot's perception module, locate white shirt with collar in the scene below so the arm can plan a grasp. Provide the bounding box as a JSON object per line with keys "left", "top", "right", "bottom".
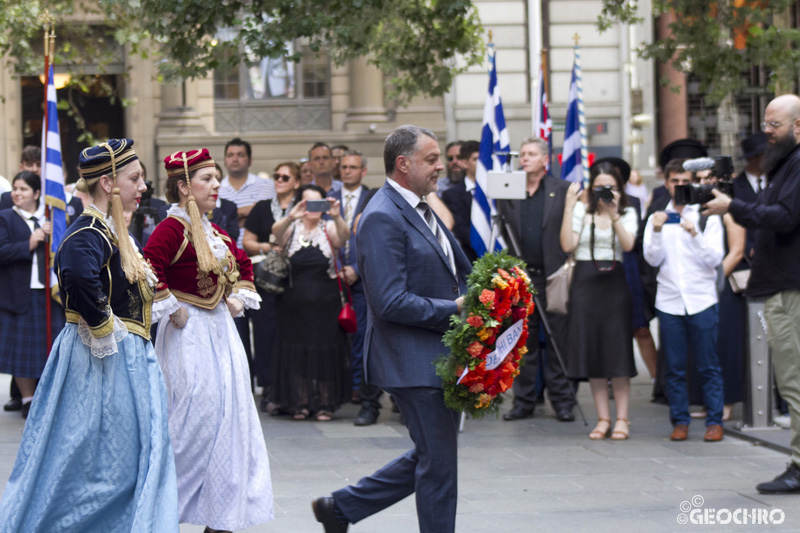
{"left": 386, "top": 178, "right": 455, "bottom": 274}
{"left": 745, "top": 170, "right": 766, "bottom": 194}
{"left": 220, "top": 172, "right": 275, "bottom": 248}
{"left": 340, "top": 186, "right": 363, "bottom": 227}
{"left": 13, "top": 204, "right": 47, "bottom": 289}
{"left": 464, "top": 176, "right": 476, "bottom": 194}
{"left": 643, "top": 202, "right": 725, "bottom": 316}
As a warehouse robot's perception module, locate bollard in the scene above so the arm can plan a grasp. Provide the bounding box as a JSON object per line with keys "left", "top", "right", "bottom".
{"left": 741, "top": 298, "right": 775, "bottom": 430}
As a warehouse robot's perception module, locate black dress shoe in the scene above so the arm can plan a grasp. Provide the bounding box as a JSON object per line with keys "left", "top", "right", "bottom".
{"left": 312, "top": 497, "right": 349, "bottom": 532}
{"left": 555, "top": 407, "right": 575, "bottom": 422}
{"left": 4, "top": 397, "right": 21, "bottom": 412}
{"left": 756, "top": 463, "right": 800, "bottom": 494}
{"left": 503, "top": 406, "right": 534, "bottom": 421}
{"left": 21, "top": 401, "right": 31, "bottom": 419}
{"left": 353, "top": 407, "right": 378, "bottom": 427}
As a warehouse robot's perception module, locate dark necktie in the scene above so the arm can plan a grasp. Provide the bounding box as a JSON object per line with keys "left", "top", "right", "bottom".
{"left": 418, "top": 201, "right": 455, "bottom": 274}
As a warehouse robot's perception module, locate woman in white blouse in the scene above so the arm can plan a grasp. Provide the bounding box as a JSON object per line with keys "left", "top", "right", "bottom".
{"left": 560, "top": 163, "right": 638, "bottom": 440}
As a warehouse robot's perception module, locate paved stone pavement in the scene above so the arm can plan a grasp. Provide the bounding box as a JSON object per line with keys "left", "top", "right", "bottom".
{"left": 1, "top": 373, "right": 799, "bottom": 532}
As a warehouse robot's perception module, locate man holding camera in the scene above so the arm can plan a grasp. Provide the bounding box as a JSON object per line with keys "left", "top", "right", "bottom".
{"left": 704, "top": 94, "right": 800, "bottom": 493}
{"left": 643, "top": 158, "right": 725, "bottom": 443}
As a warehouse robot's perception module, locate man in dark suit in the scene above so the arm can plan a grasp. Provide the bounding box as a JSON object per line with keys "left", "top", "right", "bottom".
{"left": 327, "top": 150, "right": 379, "bottom": 425}
{"left": 496, "top": 137, "right": 575, "bottom": 422}
{"left": 734, "top": 132, "right": 767, "bottom": 204}
{"left": 313, "top": 125, "right": 470, "bottom": 533}
{"left": 441, "top": 140, "right": 480, "bottom": 262}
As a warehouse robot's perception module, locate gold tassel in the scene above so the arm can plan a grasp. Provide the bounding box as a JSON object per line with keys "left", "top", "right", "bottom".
{"left": 186, "top": 195, "right": 218, "bottom": 274}
{"left": 110, "top": 187, "right": 146, "bottom": 283}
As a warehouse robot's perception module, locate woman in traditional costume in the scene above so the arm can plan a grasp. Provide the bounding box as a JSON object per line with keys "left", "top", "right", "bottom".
{"left": 144, "top": 149, "right": 273, "bottom": 533}
{"left": 0, "top": 139, "right": 179, "bottom": 531}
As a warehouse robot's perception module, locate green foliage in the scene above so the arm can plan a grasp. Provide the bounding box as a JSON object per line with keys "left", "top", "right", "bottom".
{"left": 0, "top": 0, "right": 482, "bottom": 105}
{"left": 598, "top": 0, "right": 800, "bottom": 103}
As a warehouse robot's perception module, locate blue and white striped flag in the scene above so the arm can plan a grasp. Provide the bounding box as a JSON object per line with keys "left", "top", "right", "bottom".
{"left": 560, "top": 48, "right": 589, "bottom": 186}
{"left": 472, "top": 45, "right": 508, "bottom": 256}
{"left": 41, "top": 64, "right": 66, "bottom": 256}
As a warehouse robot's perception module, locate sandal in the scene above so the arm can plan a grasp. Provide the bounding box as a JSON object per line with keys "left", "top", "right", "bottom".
{"left": 315, "top": 410, "right": 333, "bottom": 422}
{"left": 610, "top": 418, "right": 629, "bottom": 440}
{"left": 589, "top": 418, "right": 611, "bottom": 440}
{"left": 292, "top": 408, "right": 310, "bottom": 420}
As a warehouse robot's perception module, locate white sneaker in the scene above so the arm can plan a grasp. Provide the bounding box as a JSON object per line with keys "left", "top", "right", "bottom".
{"left": 774, "top": 414, "right": 791, "bottom": 429}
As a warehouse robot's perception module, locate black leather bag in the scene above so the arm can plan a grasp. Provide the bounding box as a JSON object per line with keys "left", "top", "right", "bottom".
{"left": 254, "top": 250, "right": 291, "bottom": 294}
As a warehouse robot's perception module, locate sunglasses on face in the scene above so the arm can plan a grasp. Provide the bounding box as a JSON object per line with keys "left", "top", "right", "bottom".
{"left": 273, "top": 173, "right": 293, "bottom": 182}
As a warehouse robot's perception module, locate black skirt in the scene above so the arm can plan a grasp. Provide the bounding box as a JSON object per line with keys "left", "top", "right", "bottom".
{"left": 566, "top": 261, "right": 637, "bottom": 380}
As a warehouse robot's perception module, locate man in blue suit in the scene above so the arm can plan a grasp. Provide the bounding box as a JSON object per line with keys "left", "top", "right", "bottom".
{"left": 313, "top": 125, "right": 471, "bottom": 533}
{"left": 327, "top": 150, "right": 379, "bottom": 425}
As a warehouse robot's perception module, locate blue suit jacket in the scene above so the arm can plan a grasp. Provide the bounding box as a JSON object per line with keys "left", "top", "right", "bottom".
{"left": 0, "top": 209, "right": 44, "bottom": 314}
{"left": 329, "top": 185, "right": 374, "bottom": 282}
{"left": 356, "top": 183, "right": 471, "bottom": 389}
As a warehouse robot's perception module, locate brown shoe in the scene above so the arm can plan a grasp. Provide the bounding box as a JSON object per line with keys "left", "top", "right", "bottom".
{"left": 670, "top": 424, "right": 689, "bottom": 441}
{"left": 704, "top": 424, "right": 724, "bottom": 442}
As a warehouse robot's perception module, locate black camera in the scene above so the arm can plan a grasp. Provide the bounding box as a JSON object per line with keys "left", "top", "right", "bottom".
{"left": 592, "top": 186, "right": 615, "bottom": 204}
{"left": 674, "top": 156, "right": 735, "bottom": 205}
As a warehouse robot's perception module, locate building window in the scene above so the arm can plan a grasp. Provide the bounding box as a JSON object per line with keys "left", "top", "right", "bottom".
{"left": 214, "top": 44, "right": 331, "bottom": 132}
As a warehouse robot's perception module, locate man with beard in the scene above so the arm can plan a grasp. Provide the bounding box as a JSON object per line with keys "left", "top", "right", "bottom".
{"left": 436, "top": 140, "right": 465, "bottom": 197}
{"left": 704, "top": 94, "right": 800, "bottom": 493}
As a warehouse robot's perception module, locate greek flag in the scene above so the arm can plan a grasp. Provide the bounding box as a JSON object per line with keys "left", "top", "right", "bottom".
{"left": 560, "top": 49, "right": 588, "bottom": 185}
{"left": 42, "top": 64, "right": 66, "bottom": 256}
{"left": 472, "top": 46, "right": 508, "bottom": 256}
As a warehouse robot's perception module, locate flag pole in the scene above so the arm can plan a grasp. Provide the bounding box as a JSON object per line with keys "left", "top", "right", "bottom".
{"left": 40, "top": 11, "right": 55, "bottom": 352}
{"left": 572, "top": 33, "right": 589, "bottom": 185}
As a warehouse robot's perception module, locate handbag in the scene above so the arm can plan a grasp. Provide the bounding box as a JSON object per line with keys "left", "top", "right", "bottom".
{"left": 546, "top": 254, "right": 576, "bottom": 316}
{"left": 325, "top": 227, "right": 358, "bottom": 333}
{"left": 727, "top": 253, "right": 752, "bottom": 295}
{"left": 254, "top": 227, "right": 293, "bottom": 295}
{"left": 728, "top": 269, "right": 750, "bottom": 294}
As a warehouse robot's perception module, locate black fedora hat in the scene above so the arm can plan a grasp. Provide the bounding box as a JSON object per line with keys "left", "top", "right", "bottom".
{"left": 592, "top": 157, "right": 631, "bottom": 184}
{"left": 740, "top": 131, "right": 767, "bottom": 159}
{"left": 659, "top": 139, "right": 707, "bottom": 169}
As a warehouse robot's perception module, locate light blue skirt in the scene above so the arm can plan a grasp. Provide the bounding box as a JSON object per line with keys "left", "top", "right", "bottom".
{"left": 0, "top": 324, "right": 179, "bottom": 532}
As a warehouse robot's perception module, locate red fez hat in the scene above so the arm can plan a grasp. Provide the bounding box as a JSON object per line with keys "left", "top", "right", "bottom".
{"left": 164, "top": 149, "right": 216, "bottom": 180}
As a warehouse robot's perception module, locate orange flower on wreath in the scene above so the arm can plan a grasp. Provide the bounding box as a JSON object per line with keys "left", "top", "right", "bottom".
{"left": 467, "top": 341, "right": 484, "bottom": 358}
{"left": 466, "top": 315, "right": 484, "bottom": 328}
{"left": 479, "top": 289, "right": 495, "bottom": 308}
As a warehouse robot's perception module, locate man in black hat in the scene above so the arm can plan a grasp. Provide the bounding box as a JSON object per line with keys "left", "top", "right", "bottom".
{"left": 734, "top": 132, "right": 767, "bottom": 204}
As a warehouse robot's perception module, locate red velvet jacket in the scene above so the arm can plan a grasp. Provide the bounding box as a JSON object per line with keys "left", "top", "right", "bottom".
{"left": 144, "top": 215, "right": 255, "bottom": 310}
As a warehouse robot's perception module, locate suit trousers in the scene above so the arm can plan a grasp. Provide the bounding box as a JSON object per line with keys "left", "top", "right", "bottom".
{"left": 350, "top": 288, "right": 367, "bottom": 389}
{"left": 333, "top": 386, "right": 460, "bottom": 532}
{"left": 511, "top": 274, "right": 574, "bottom": 411}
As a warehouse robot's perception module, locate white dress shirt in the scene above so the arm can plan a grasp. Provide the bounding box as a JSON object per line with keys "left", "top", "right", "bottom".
{"left": 386, "top": 178, "right": 455, "bottom": 274}
{"left": 341, "top": 185, "right": 363, "bottom": 228}
{"left": 643, "top": 202, "right": 724, "bottom": 316}
{"left": 745, "top": 171, "right": 766, "bottom": 194}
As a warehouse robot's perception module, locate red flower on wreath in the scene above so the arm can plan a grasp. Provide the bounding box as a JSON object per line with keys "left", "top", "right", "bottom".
{"left": 467, "top": 341, "right": 484, "bottom": 358}
{"left": 479, "top": 289, "right": 495, "bottom": 308}
{"left": 466, "top": 315, "right": 484, "bottom": 328}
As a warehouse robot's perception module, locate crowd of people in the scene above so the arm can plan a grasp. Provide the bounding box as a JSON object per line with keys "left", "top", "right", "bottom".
{"left": 0, "top": 92, "right": 798, "bottom": 531}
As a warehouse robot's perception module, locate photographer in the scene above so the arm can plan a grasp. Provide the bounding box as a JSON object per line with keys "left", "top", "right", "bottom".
{"left": 560, "top": 162, "right": 637, "bottom": 440}
{"left": 643, "top": 159, "right": 725, "bottom": 443}
{"left": 703, "top": 94, "right": 800, "bottom": 493}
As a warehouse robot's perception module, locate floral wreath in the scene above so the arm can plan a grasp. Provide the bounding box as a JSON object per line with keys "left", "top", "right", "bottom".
{"left": 436, "top": 251, "right": 535, "bottom": 418}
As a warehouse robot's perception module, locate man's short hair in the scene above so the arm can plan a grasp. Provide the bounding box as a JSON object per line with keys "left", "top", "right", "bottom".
{"left": 343, "top": 149, "right": 366, "bottom": 168}
{"left": 519, "top": 137, "right": 548, "bottom": 155}
{"left": 446, "top": 140, "right": 463, "bottom": 153}
{"left": 20, "top": 145, "right": 41, "bottom": 166}
{"left": 384, "top": 125, "right": 437, "bottom": 175}
{"left": 309, "top": 142, "right": 331, "bottom": 157}
{"left": 664, "top": 159, "right": 688, "bottom": 179}
{"left": 331, "top": 144, "right": 349, "bottom": 152}
{"left": 224, "top": 138, "right": 251, "bottom": 159}
{"left": 459, "top": 140, "right": 480, "bottom": 161}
